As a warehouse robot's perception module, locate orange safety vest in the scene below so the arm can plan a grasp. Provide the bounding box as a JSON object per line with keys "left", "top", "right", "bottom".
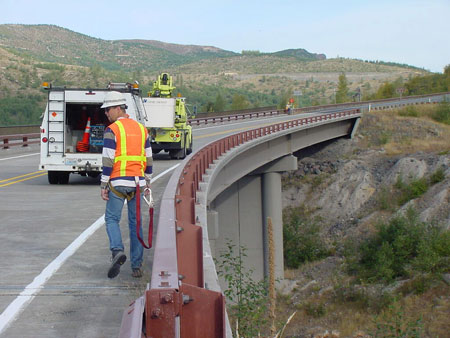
{"left": 109, "top": 118, "right": 147, "bottom": 178}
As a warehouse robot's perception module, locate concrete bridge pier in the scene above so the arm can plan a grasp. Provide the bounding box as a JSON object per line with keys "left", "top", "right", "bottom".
{"left": 209, "top": 155, "right": 297, "bottom": 286}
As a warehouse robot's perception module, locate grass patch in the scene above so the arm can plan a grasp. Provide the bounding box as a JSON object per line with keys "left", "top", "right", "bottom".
{"left": 431, "top": 102, "right": 450, "bottom": 124}
{"left": 371, "top": 302, "right": 424, "bottom": 338}
{"left": 398, "top": 106, "right": 419, "bottom": 117}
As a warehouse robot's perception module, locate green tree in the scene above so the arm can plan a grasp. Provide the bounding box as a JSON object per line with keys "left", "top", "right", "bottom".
{"left": 205, "top": 101, "right": 214, "bottom": 112}
{"left": 231, "top": 94, "right": 249, "bottom": 110}
{"left": 213, "top": 93, "right": 226, "bottom": 112}
{"left": 336, "top": 73, "right": 349, "bottom": 103}
{"left": 376, "top": 82, "right": 395, "bottom": 99}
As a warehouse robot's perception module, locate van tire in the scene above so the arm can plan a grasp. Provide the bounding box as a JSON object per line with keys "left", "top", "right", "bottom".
{"left": 58, "top": 172, "right": 70, "bottom": 184}
{"left": 48, "top": 171, "right": 70, "bottom": 184}
{"left": 48, "top": 171, "right": 59, "bottom": 184}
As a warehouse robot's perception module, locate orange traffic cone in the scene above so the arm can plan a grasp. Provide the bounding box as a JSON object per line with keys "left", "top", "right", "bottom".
{"left": 76, "top": 117, "right": 91, "bottom": 152}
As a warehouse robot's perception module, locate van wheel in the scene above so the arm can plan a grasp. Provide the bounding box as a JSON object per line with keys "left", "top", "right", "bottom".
{"left": 48, "top": 171, "right": 59, "bottom": 184}
{"left": 58, "top": 172, "right": 70, "bottom": 184}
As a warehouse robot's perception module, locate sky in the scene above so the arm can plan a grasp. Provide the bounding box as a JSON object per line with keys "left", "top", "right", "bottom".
{"left": 1, "top": 0, "right": 449, "bottom": 73}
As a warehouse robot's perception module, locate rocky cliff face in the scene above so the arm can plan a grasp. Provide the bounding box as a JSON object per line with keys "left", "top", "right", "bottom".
{"left": 283, "top": 117, "right": 450, "bottom": 238}
{"left": 279, "top": 110, "right": 449, "bottom": 337}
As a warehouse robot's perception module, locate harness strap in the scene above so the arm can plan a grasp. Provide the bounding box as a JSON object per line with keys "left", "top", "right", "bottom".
{"left": 108, "top": 183, "right": 135, "bottom": 201}
{"left": 135, "top": 177, "right": 152, "bottom": 249}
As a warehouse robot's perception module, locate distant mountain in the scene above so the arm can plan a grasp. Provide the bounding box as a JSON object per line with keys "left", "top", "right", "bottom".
{"left": 0, "top": 24, "right": 237, "bottom": 71}
{"left": 118, "top": 39, "right": 237, "bottom": 57}
{"left": 0, "top": 24, "right": 331, "bottom": 72}
{"left": 273, "top": 48, "right": 326, "bottom": 61}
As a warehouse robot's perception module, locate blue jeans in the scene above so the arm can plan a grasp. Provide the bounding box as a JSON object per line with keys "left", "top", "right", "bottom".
{"left": 105, "top": 186, "right": 144, "bottom": 269}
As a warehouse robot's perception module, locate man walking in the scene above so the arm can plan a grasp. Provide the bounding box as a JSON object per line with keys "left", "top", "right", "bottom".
{"left": 100, "top": 91, "right": 152, "bottom": 279}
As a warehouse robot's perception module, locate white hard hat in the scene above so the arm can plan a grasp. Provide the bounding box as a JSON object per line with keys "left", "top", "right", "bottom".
{"left": 101, "top": 91, "right": 127, "bottom": 109}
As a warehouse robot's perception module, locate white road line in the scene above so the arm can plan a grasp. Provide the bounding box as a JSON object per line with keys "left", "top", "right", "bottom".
{"left": 0, "top": 163, "right": 180, "bottom": 335}
{"left": 0, "top": 152, "right": 39, "bottom": 162}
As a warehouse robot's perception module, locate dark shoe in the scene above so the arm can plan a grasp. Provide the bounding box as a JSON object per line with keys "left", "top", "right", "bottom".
{"left": 132, "top": 267, "right": 143, "bottom": 278}
{"left": 108, "top": 251, "right": 126, "bottom": 279}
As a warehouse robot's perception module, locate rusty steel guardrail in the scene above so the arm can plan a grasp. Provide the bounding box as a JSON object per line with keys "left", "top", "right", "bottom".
{"left": 0, "top": 133, "right": 40, "bottom": 149}
{"left": 119, "top": 109, "right": 361, "bottom": 337}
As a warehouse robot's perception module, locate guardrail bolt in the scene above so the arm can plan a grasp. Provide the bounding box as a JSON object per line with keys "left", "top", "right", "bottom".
{"left": 151, "top": 308, "right": 161, "bottom": 318}
{"left": 161, "top": 293, "right": 173, "bottom": 304}
{"left": 176, "top": 226, "right": 184, "bottom": 233}
{"left": 178, "top": 274, "right": 185, "bottom": 280}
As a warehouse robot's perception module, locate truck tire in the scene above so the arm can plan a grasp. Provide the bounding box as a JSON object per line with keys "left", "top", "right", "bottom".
{"left": 58, "top": 171, "right": 70, "bottom": 184}
{"left": 169, "top": 148, "right": 185, "bottom": 160}
{"left": 48, "top": 171, "right": 70, "bottom": 184}
{"left": 186, "top": 139, "right": 193, "bottom": 155}
{"left": 48, "top": 171, "right": 59, "bottom": 184}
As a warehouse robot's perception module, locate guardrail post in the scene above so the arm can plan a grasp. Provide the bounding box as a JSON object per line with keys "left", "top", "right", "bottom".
{"left": 2, "top": 138, "right": 9, "bottom": 149}
{"left": 146, "top": 288, "right": 182, "bottom": 337}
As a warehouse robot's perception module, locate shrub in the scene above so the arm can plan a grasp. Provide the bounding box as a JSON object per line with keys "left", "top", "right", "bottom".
{"left": 378, "top": 131, "right": 391, "bottom": 145}
{"left": 283, "top": 207, "right": 329, "bottom": 268}
{"left": 377, "top": 186, "right": 396, "bottom": 211}
{"left": 372, "top": 303, "right": 424, "bottom": 338}
{"left": 394, "top": 176, "right": 428, "bottom": 205}
{"left": 355, "top": 209, "right": 450, "bottom": 283}
{"left": 398, "top": 106, "right": 419, "bottom": 117}
{"left": 430, "top": 166, "right": 445, "bottom": 184}
{"left": 431, "top": 102, "right": 450, "bottom": 124}
{"left": 333, "top": 278, "right": 395, "bottom": 312}
{"left": 304, "top": 302, "right": 327, "bottom": 318}
{"left": 399, "top": 177, "right": 428, "bottom": 204}
{"left": 216, "top": 242, "right": 268, "bottom": 338}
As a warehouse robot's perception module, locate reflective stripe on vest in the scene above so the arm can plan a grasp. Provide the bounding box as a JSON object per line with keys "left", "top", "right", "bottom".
{"left": 110, "top": 119, "right": 147, "bottom": 178}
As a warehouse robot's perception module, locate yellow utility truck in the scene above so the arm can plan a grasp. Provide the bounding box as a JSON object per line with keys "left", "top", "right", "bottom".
{"left": 142, "top": 73, "right": 193, "bottom": 159}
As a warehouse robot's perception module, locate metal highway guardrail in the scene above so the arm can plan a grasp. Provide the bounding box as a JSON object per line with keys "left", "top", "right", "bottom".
{"left": 0, "top": 133, "right": 40, "bottom": 149}
{"left": 119, "top": 109, "right": 361, "bottom": 337}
